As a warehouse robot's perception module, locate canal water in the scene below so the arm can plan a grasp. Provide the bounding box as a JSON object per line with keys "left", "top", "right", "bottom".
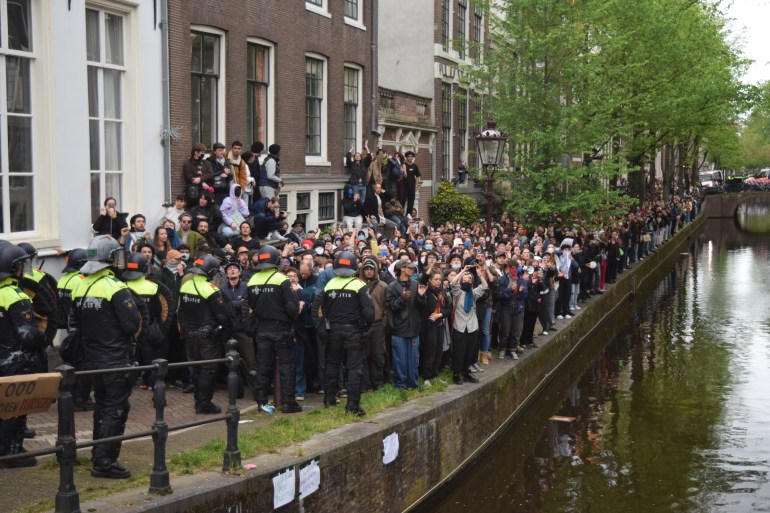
{"left": 418, "top": 217, "right": 770, "bottom": 513}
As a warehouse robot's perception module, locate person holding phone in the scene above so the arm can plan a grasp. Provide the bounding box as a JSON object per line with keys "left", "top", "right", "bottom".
{"left": 449, "top": 261, "right": 488, "bottom": 385}
{"left": 92, "top": 197, "right": 128, "bottom": 240}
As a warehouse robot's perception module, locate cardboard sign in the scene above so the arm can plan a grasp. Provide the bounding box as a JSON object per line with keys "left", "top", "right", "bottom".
{"left": 0, "top": 373, "right": 60, "bottom": 419}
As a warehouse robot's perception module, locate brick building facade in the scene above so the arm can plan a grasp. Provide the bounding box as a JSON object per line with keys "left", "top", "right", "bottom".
{"left": 167, "top": 0, "right": 374, "bottom": 230}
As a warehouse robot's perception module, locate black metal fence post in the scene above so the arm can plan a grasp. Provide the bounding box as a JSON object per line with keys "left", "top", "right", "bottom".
{"left": 223, "top": 339, "right": 241, "bottom": 472}
{"left": 149, "top": 359, "right": 171, "bottom": 494}
{"left": 54, "top": 365, "right": 81, "bottom": 513}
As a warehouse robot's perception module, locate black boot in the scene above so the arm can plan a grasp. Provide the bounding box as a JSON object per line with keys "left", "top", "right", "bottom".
{"left": 464, "top": 372, "right": 479, "bottom": 384}
{"left": 91, "top": 460, "right": 131, "bottom": 479}
{"left": 345, "top": 405, "right": 366, "bottom": 417}
{"left": 452, "top": 373, "right": 463, "bottom": 385}
{"left": 196, "top": 402, "right": 222, "bottom": 414}
{"left": 281, "top": 401, "right": 303, "bottom": 414}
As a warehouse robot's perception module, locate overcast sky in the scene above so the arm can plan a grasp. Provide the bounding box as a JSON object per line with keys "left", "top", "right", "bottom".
{"left": 722, "top": 0, "right": 770, "bottom": 84}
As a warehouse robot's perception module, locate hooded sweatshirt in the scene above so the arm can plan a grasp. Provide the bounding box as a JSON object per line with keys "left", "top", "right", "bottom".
{"left": 220, "top": 182, "right": 250, "bottom": 227}
{"left": 359, "top": 256, "right": 388, "bottom": 326}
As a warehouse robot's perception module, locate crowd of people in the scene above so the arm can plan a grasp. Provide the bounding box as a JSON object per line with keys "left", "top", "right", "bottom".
{"left": 0, "top": 137, "right": 703, "bottom": 481}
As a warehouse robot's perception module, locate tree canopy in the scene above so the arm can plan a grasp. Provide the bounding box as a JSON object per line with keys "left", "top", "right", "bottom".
{"left": 468, "top": 0, "right": 749, "bottom": 224}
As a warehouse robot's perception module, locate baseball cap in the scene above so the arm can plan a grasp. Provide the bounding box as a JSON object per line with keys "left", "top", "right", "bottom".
{"left": 166, "top": 249, "right": 182, "bottom": 261}
{"left": 395, "top": 259, "right": 418, "bottom": 270}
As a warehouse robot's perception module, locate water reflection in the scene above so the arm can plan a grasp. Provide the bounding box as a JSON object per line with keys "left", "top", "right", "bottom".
{"left": 418, "top": 222, "right": 770, "bottom": 513}
{"left": 736, "top": 198, "right": 770, "bottom": 233}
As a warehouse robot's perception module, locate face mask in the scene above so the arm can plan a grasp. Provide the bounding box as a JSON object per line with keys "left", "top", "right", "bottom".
{"left": 460, "top": 282, "right": 472, "bottom": 291}
{"left": 181, "top": 253, "right": 190, "bottom": 261}
{"left": 165, "top": 261, "right": 178, "bottom": 272}
{"left": 420, "top": 257, "right": 426, "bottom": 264}
{"left": 451, "top": 263, "right": 461, "bottom": 271}
{"left": 464, "top": 242, "right": 471, "bottom": 248}
{"left": 425, "top": 244, "right": 433, "bottom": 251}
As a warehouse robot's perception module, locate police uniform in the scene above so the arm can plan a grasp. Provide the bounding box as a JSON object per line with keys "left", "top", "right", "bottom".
{"left": 0, "top": 278, "right": 45, "bottom": 466}
{"left": 72, "top": 265, "right": 141, "bottom": 476}
{"left": 21, "top": 268, "right": 59, "bottom": 371}
{"left": 247, "top": 266, "right": 300, "bottom": 411}
{"left": 313, "top": 273, "right": 374, "bottom": 415}
{"left": 177, "top": 272, "right": 231, "bottom": 413}
{"left": 125, "top": 275, "right": 170, "bottom": 390}
{"left": 57, "top": 269, "right": 95, "bottom": 410}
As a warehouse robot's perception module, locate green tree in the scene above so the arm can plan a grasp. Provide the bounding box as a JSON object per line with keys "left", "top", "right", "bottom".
{"left": 471, "top": 0, "right": 747, "bottom": 216}
{"left": 428, "top": 182, "right": 481, "bottom": 225}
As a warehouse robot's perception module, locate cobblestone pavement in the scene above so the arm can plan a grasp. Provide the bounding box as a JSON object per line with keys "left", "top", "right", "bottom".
{"left": 25, "top": 383, "right": 259, "bottom": 452}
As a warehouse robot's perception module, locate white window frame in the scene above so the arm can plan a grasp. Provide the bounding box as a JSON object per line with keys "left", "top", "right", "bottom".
{"left": 343, "top": 0, "right": 366, "bottom": 30}
{"left": 305, "top": 53, "right": 330, "bottom": 167}
{"left": 246, "top": 37, "right": 275, "bottom": 148}
{"left": 86, "top": 5, "right": 129, "bottom": 223}
{"left": 190, "top": 25, "right": 226, "bottom": 147}
{"left": 0, "top": 0, "right": 37, "bottom": 237}
{"left": 305, "top": 0, "right": 331, "bottom": 19}
{"left": 343, "top": 63, "right": 362, "bottom": 154}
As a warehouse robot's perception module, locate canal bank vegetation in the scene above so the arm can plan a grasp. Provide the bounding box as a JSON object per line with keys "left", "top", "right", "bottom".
{"left": 16, "top": 376, "right": 451, "bottom": 513}
{"left": 467, "top": 0, "right": 750, "bottom": 223}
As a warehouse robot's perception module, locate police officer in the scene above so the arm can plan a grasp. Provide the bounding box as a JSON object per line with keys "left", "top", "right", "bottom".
{"left": 56, "top": 248, "right": 95, "bottom": 411}
{"left": 247, "top": 245, "right": 301, "bottom": 413}
{"left": 177, "top": 255, "right": 231, "bottom": 414}
{"left": 312, "top": 251, "right": 374, "bottom": 416}
{"left": 0, "top": 245, "right": 45, "bottom": 468}
{"left": 72, "top": 235, "right": 142, "bottom": 479}
{"left": 17, "top": 242, "right": 59, "bottom": 371}
{"left": 122, "top": 253, "right": 172, "bottom": 391}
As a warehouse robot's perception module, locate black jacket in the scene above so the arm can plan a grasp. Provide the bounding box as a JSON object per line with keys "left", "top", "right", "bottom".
{"left": 386, "top": 279, "right": 425, "bottom": 337}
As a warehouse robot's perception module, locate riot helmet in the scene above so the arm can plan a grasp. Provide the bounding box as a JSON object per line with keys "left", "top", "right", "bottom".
{"left": 333, "top": 251, "right": 358, "bottom": 277}
{"left": 255, "top": 245, "right": 281, "bottom": 270}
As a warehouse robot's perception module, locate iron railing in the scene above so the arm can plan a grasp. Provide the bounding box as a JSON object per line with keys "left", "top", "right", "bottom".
{"left": 0, "top": 339, "right": 242, "bottom": 513}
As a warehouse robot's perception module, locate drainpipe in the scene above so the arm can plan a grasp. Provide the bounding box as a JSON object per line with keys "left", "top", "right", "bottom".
{"left": 370, "top": 0, "right": 380, "bottom": 137}
{"left": 159, "top": 0, "right": 172, "bottom": 201}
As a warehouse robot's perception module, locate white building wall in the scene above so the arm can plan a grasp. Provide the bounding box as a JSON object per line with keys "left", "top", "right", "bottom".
{"left": 377, "top": 0, "right": 435, "bottom": 98}
{"left": 6, "top": 0, "right": 164, "bottom": 275}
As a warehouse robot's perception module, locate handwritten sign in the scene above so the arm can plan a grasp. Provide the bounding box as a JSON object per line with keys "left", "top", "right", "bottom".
{"left": 272, "top": 466, "right": 295, "bottom": 509}
{"left": 0, "top": 373, "right": 60, "bottom": 420}
{"left": 299, "top": 458, "right": 320, "bottom": 499}
{"left": 383, "top": 432, "right": 399, "bottom": 465}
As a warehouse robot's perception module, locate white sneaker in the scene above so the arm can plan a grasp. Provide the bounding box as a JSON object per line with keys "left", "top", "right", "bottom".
{"left": 565, "top": 314, "right": 572, "bottom": 319}
{"left": 512, "top": 352, "right": 519, "bottom": 360}
{"left": 542, "top": 331, "right": 549, "bottom": 336}
{"left": 575, "top": 305, "right": 582, "bottom": 310}
{"left": 423, "top": 379, "right": 432, "bottom": 387}
{"left": 557, "top": 315, "right": 564, "bottom": 320}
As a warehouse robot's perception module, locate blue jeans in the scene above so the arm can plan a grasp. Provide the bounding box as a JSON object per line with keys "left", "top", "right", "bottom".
{"left": 391, "top": 335, "right": 419, "bottom": 388}
{"left": 294, "top": 336, "right": 305, "bottom": 397}
{"left": 479, "top": 305, "right": 492, "bottom": 353}
{"left": 352, "top": 184, "right": 367, "bottom": 203}
{"left": 219, "top": 224, "right": 237, "bottom": 237}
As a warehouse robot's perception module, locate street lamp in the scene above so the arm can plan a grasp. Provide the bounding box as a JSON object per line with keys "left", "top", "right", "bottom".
{"left": 474, "top": 119, "right": 508, "bottom": 237}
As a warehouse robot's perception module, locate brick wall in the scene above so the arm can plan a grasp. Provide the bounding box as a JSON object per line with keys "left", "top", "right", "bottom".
{"left": 167, "top": 1, "right": 373, "bottom": 198}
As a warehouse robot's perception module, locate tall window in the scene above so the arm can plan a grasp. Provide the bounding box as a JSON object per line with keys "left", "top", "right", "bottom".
{"left": 87, "top": 7, "right": 125, "bottom": 222}
{"left": 191, "top": 31, "right": 220, "bottom": 147}
{"left": 343, "top": 67, "right": 360, "bottom": 152}
{"left": 1, "top": 0, "right": 34, "bottom": 233}
{"left": 306, "top": 0, "right": 322, "bottom": 6}
{"left": 305, "top": 57, "right": 324, "bottom": 156}
{"left": 344, "top": 0, "right": 358, "bottom": 20}
{"left": 247, "top": 42, "right": 269, "bottom": 145}
{"left": 441, "top": 0, "right": 450, "bottom": 52}
{"left": 458, "top": 88, "right": 467, "bottom": 156}
{"left": 457, "top": 0, "right": 467, "bottom": 59}
{"left": 473, "top": 10, "right": 482, "bottom": 47}
{"left": 441, "top": 83, "right": 452, "bottom": 181}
